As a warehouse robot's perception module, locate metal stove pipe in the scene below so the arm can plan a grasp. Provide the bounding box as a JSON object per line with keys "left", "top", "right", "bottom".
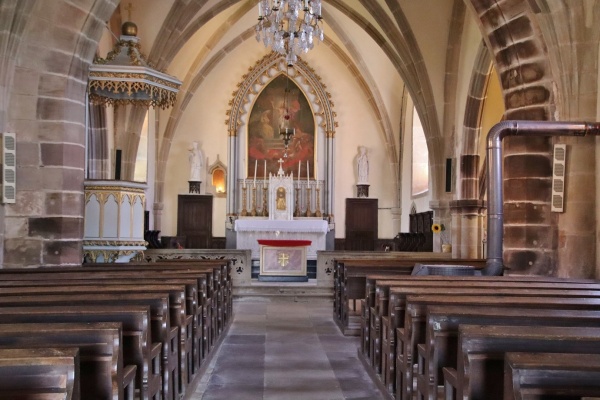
{"left": 484, "top": 120, "right": 600, "bottom": 276}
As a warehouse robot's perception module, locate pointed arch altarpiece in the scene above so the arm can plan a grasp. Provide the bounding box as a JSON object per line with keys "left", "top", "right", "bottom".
{"left": 225, "top": 53, "right": 337, "bottom": 223}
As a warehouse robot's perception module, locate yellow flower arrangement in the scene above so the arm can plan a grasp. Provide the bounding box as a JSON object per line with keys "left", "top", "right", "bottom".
{"left": 431, "top": 223, "right": 444, "bottom": 233}
{"left": 431, "top": 223, "right": 448, "bottom": 244}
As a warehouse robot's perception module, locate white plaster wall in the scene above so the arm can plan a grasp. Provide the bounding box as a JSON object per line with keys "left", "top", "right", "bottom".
{"left": 159, "top": 35, "right": 399, "bottom": 240}
{"left": 400, "top": 0, "right": 454, "bottom": 129}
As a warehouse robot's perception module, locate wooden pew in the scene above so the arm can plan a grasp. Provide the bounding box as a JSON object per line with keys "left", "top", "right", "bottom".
{"left": 0, "top": 260, "right": 233, "bottom": 400}
{"left": 334, "top": 258, "right": 485, "bottom": 335}
{"left": 0, "top": 322, "right": 130, "bottom": 400}
{"left": 1, "top": 266, "right": 218, "bottom": 362}
{"left": 447, "top": 325, "right": 600, "bottom": 400}
{"left": 0, "top": 347, "right": 80, "bottom": 400}
{"left": 0, "top": 276, "right": 201, "bottom": 387}
{"left": 0, "top": 263, "right": 233, "bottom": 400}
{"left": 361, "top": 274, "right": 596, "bottom": 365}
{"left": 504, "top": 352, "right": 600, "bottom": 400}
{"left": 0, "top": 283, "right": 190, "bottom": 397}
{"left": 397, "top": 295, "right": 600, "bottom": 400}
{"left": 0, "top": 293, "right": 174, "bottom": 400}
{"left": 0, "top": 305, "right": 156, "bottom": 400}
{"left": 419, "top": 306, "right": 600, "bottom": 400}
{"left": 368, "top": 277, "right": 600, "bottom": 397}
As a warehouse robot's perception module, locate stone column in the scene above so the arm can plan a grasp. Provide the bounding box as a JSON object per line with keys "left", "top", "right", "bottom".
{"left": 450, "top": 199, "right": 486, "bottom": 258}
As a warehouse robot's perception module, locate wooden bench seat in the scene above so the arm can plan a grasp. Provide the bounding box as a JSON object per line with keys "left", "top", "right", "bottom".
{"left": 360, "top": 281, "right": 600, "bottom": 397}
{"left": 0, "top": 322, "right": 129, "bottom": 400}
{"left": 0, "top": 292, "right": 174, "bottom": 400}
{"left": 0, "top": 277, "right": 201, "bottom": 387}
{"left": 0, "top": 305, "right": 157, "bottom": 400}
{"left": 333, "top": 258, "right": 485, "bottom": 335}
{"left": 504, "top": 352, "right": 600, "bottom": 400}
{"left": 0, "top": 347, "right": 80, "bottom": 400}
{"left": 448, "top": 325, "right": 600, "bottom": 400}
{"left": 360, "top": 274, "right": 598, "bottom": 366}
{"left": 419, "top": 306, "right": 600, "bottom": 400}
{"left": 0, "top": 283, "right": 191, "bottom": 397}
{"left": 0, "top": 262, "right": 233, "bottom": 400}
{"left": 397, "top": 294, "right": 600, "bottom": 400}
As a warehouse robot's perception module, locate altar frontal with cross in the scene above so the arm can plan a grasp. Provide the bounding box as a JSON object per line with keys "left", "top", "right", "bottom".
{"left": 258, "top": 239, "right": 310, "bottom": 281}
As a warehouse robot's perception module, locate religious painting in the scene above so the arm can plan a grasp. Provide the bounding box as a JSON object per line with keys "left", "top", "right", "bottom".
{"left": 248, "top": 74, "right": 315, "bottom": 179}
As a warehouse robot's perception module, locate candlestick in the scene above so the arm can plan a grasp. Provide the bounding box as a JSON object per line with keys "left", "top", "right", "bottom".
{"left": 253, "top": 160, "right": 257, "bottom": 187}
{"left": 241, "top": 186, "right": 248, "bottom": 216}
{"left": 262, "top": 186, "right": 268, "bottom": 217}
{"left": 306, "top": 160, "right": 309, "bottom": 183}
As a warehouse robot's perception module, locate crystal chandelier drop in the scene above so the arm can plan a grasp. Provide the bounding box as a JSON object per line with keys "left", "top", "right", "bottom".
{"left": 255, "top": 0, "right": 324, "bottom": 66}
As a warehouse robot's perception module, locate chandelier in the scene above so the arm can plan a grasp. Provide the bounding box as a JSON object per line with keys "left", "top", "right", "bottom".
{"left": 255, "top": 0, "right": 324, "bottom": 66}
{"left": 88, "top": 21, "right": 182, "bottom": 109}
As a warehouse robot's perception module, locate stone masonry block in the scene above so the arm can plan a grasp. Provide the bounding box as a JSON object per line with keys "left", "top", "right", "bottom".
{"left": 43, "top": 240, "right": 82, "bottom": 266}
{"left": 29, "top": 217, "right": 83, "bottom": 240}
{"left": 4, "top": 216, "right": 28, "bottom": 238}
{"left": 6, "top": 190, "right": 44, "bottom": 217}
{"left": 505, "top": 86, "right": 550, "bottom": 109}
{"left": 504, "top": 153, "right": 552, "bottom": 178}
{"left": 504, "top": 224, "right": 556, "bottom": 249}
{"left": 16, "top": 166, "right": 43, "bottom": 192}
{"left": 16, "top": 142, "right": 40, "bottom": 166}
{"left": 4, "top": 238, "right": 42, "bottom": 266}
{"left": 504, "top": 177, "right": 552, "bottom": 202}
{"left": 504, "top": 202, "right": 552, "bottom": 224}
{"left": 45, "top": 192, "right": 84, "bottom": 216}
{"left": 505, "top": 248, "right": 556, "bottom": 276}
{"left": 504, "top": 135, "right": 552, "bottom": 153}
{"left": 496, "top": 40, "right": 540, "bottom": 69}
{"left": 41, "top": 143, "right": 85, "bottom": 168}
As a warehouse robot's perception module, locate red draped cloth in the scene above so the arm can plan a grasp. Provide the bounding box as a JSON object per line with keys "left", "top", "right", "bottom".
{"left": 257, "top": 239, "right": 312, "bottom": 247}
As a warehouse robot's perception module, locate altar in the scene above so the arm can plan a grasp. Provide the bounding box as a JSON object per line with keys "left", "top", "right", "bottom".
{"left": 234, "top": 219, "right": 328, "bottom": 260}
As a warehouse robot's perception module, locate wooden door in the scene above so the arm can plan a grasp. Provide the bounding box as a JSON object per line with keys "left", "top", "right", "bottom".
{"left": 177, "top": 195, "right": 213, "bottom": 248}
{"left": 345, "top": 198, "right": 378, "bottom": 250}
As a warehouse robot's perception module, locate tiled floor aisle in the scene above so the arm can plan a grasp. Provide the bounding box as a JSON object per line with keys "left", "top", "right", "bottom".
{"left": 192, "top": 297, "right": 383, "bottom": 400}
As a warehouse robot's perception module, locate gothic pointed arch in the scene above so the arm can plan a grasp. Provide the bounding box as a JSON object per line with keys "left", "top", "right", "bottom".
{"left": 226, "top": 52, "right": 337, "bottom": 138}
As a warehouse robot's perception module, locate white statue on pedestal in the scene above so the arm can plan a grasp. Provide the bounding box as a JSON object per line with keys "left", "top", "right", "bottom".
{"left": 357, "top": 146, "right": 369, "bottom": 184}
{"left": 188, "top": 141, "right": 203, "bottom": 181}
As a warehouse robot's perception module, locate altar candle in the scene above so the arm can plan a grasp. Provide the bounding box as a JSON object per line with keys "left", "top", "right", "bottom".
{"left": 258, "top": 2, "right": 262, "bottom": 16}
{"left": 298, "top": 160, "right": 301, "bottom": 181}
{"left": 306, "top": 160, "right": 310, "bottom": 183}
{"left": 264, "top": 160, "right": 267, "bottom": 180}
{"left": 253, "top": 160, "right": 257, "bottom": 186}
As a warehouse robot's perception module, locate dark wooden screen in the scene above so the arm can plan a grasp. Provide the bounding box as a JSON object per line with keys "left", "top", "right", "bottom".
{"left": 177, "top": 195, "right": 213, "bottom": 248}
{"left": 345, "top": 198, "right": 378, "bottom": 250}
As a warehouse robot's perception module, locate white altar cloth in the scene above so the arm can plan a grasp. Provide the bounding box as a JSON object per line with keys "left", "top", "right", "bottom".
{"left": 235, "top": 219, "right": 328, "bottom": 233}
{"left": 234, "top": 219, "right": 328, "bottom": 259}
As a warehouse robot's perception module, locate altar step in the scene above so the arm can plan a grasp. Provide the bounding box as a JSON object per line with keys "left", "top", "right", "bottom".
{"left": 233, "top": 279, "right": 333, "bottom": 299}
{"left": 250, "top": 260, "right": 317, "bottom": 279}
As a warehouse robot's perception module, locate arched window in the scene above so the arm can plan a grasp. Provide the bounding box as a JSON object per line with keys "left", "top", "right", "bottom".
{"left": 411, "top": 107, "right": 429, "bottom": 196}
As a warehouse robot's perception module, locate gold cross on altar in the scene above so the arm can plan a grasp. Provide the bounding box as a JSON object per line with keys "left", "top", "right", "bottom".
{"left": 278, "top": 252, "right": 290, "bottom": 267}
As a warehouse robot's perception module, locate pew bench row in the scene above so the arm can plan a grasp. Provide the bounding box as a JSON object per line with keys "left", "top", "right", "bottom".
{"left": 337, "top": 259, "right": 600, "bottom": 400}
{"left": 332, "top": 256, "right": 486, "bottom": 335}
{"left": 0, "top": 259, "right": 232, "bottom": 400}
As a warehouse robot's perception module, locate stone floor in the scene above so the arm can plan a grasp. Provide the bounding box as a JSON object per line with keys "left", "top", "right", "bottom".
{"left": 190, "top": 297, "right": 383, "bottom": 400}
